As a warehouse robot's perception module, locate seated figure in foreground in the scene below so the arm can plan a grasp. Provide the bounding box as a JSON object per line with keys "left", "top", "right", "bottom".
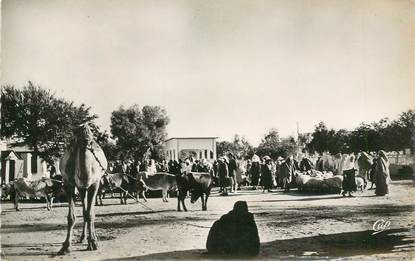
{"left": 206, "top": 201, "right": 260, "bottom": 256}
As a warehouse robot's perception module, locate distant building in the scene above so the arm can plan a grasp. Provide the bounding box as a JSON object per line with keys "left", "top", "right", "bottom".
{"left": 0, "top": 141, "right": 58, "bottom": 184}
{"left": 164, "top": 137, "right": 218, "bottom": 162}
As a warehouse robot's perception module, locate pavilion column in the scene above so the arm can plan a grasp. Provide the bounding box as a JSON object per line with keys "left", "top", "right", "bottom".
{"left": 212, "top": 140, "right": 217, "bottom": 160}
{"left": 176, "top": 141, "right": 180, "bottom": 161}
{"left": 4, "top": 160, "right": 10, "bottom": 184}
{"left": 24, "top": 153, "right": 32, "bottom": 180}
{"left": 42, "top": 160, "right": 48, "bottom": 178}
{"left": 55, "top": 159, "right": 61, "bottom": 175}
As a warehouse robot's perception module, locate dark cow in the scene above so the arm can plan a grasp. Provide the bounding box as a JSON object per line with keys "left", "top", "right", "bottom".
{"left": 176, "top": 172, "right": 213, "bottom": 212}
{"left": 96, "top": 173, "right": 137, "bottom": 205}
{"left": 11, "top": 176, "right": 63, "bottom": 211}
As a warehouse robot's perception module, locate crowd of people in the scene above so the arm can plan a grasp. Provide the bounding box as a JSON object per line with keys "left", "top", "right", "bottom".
{"left": 106, "top": 149, "right": 392, "bottom": 198}
{"left": 213, "top": 153, "right": 301, "bottom": 195}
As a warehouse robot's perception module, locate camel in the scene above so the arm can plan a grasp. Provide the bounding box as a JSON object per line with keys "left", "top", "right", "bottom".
{"left": 57, "top": 123, "right": 108, "bottom": 255}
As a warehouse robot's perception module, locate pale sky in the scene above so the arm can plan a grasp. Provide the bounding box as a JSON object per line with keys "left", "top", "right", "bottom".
{"left": 1, "top": 0, "right": 414, "bottom": 145}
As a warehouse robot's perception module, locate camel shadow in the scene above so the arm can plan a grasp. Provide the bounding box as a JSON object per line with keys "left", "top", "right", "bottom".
{"left": 1, "top": 242, "right": 63, "bottom": 258}
{"left": 1, "top": 215, "right": 211, "bottom": 233}
{"left": 100, "top": 228, "right": 414, "bottom": 260}
{"left": 2, "top": 242, "right": 62, "bottom": 248}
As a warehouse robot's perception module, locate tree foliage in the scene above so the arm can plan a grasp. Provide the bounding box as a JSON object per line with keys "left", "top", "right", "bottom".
{"left": 256, "top": 129, "right": 299, "bottom": 159}
{"left": 110, "top": 105, "right": 169, "bottom": 162}
{"left": 216, "top": 135, "right": 254, "bottom": 159}
{"left": 90, "top": 127, "right": 118, "bottom": 162}
{"left": 385, "top": 111, "right": 414, "bottom": 152}
{"left": 256, "top": 128, "right": 281, "bottom": 159}
{"left": 306, "top": 110, "right": 414, "bottom": 154}
{"left": 1, "top": 82, "right": 97, "bottom": 163}
{"left": 306, "top": 122, "right": 350, "bottom": 154}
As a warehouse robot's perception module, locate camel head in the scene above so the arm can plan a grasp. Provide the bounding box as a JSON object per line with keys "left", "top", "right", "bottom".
{"left": 73, "top": 123, "right": 94, "bottom": 147}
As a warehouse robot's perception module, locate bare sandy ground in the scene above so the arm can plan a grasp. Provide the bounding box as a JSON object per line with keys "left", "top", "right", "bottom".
{"left": 1, "top": 180, "right": 414, "bottom": 261}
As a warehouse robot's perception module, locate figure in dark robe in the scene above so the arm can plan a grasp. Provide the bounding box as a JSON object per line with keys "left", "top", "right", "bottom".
{"left": 206, "top": 201, "right": 260, "bottom": 256}
{"left": 218, "top": 158, "right": 229, "bottom": 195}
{"left": 228, "top": 153, "right": 237, "bottom": 193}
{"left": 342, "top": 168, "right": 357, "bottom": 197}
{"left": 250, "top": 161, "right": 261, "bottom": 189}
{"left": 260, "top": 159, "right": 273, "bottom": 192}
{"left": 374, "top": 150, "right": 391, "bottom": 196}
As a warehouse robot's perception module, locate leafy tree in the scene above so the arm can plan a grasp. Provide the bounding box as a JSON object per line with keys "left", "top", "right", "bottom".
{"left": 231, "top": 135, "right": 254, "bottom": 159}
{"left": 216, "top": 135, "right": 254, "bottom": 159}
{"left": 90, "top": 127, "right": 118, "bottom": 162}
{"left": 384, "top": 110, "right": 414, "bottom": 153}
{"left": 216, "top": 140, "right": 233, "bottom": 158}
{"left": 306, "top": 122, "right": 331, "bottom": 154}
{"left": 150, "top": 144, "right": 166, "bottom": 162}
{"left": 110, "top": 104, "right": 169, "bottom": 163}
{"left": 1, "top": 82, "right": 97, "bottom": 164}
{"left": 306, "top": 122, "right": 351, "bottom": 154}
{"left": 328, "top": 129, "right": 351, "bottom": 154}
{"left": 349, "top": 118, "right": 389, "bottom": 153}
{"left": 256, "top": 129, "right": 302, "bottom": 159}
{"left": 278, "top": 136, "right": 299, "bottom": 158}
{"left": 307, "top": 111, "right": 413, "bottom": 154}
{"left": 256, "top": 128, "right": 282, "bottom": 159}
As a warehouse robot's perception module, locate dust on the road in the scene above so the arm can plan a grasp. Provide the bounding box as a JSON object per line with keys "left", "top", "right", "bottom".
{"left": 1, "top": 180, "right": 414, "bottom": 260}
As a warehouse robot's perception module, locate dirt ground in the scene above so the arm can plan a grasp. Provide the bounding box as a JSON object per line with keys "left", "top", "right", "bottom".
{"left": 1, "top": 180, "right": 414, "bottom": 261}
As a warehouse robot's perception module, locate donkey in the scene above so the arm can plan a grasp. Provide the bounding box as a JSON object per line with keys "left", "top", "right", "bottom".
{"left": 58, "top": 123, "right": 108, "bottom": 254}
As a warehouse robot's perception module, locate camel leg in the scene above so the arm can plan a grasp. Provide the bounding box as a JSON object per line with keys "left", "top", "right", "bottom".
{"left": 57, "top": 185, "right": 76, "bottom": 255}
{"left": 45, "top": 194, "right": 51, "bottom": 211}
{"left": 141, "top": 191, "right": 148, "bottom": 202}
{"left": 177, "top": 196, "right": 181, "bottom": 211}
{"left": 162, "top": 189, "right": 167, "bottom": 202}
{"left": 200, "top": 194, "right": 205, "bottom": 210}
{"left": 86, "top": 184, "right": 99, "bottom": 251}
{"left": 14, "top": 191, "right": 20, "bottom": 211}
{"left": 124, "top": 191, "right": 128, "bottom": 205}
{"left": 79, "top": 189, "right": 88, "bottom": 243}
{"left": 177, "top": 190, "right": 184, "bottom": 211}
{"left": 203, "top": 194, "right": 209, "bottom": 211}
{"left": 181, "top": 197, "right": 187, "bottom": 212}
{"left": 100, "top": 191, "right": 104, "bottom": 205}
{"left": 95, "top": 189, "right": 101, "bottom": 206}
{"left": 99, "top": 193, "right": 103, "bottom": 206}
{"left": 50, "top": 196, "right": 55, "bottom": 209}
